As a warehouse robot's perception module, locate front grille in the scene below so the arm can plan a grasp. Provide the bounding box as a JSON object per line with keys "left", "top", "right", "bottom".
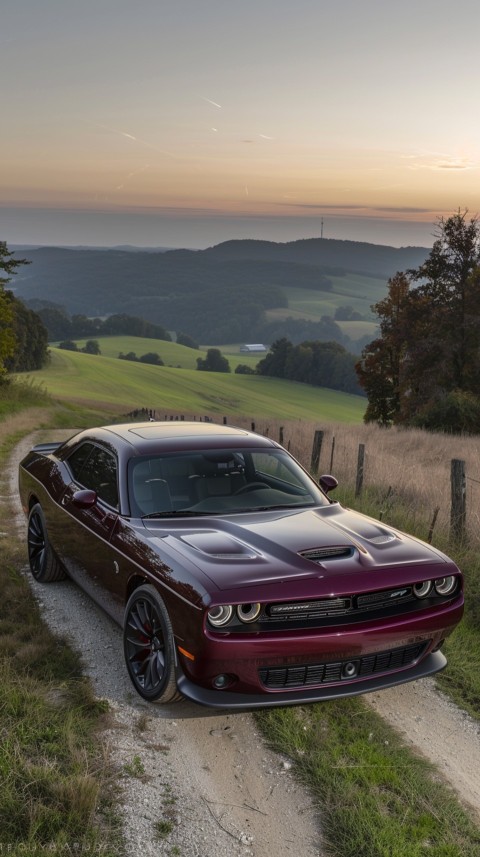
{"left": 268, "top": 597, "right": 352, "bottom": 620}
{"left": 258, "top": 641, "right": 428, "bottom": 689}
{"left": 212, "top": 588, "right": 440, "bottom": 634}
{"left": 265, "top": 586, "right": 416, "bottom": 624}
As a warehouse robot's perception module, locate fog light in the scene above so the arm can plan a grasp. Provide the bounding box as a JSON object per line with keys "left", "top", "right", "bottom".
{"left": 213, "top": 674, "right": 230, "bottom": 689}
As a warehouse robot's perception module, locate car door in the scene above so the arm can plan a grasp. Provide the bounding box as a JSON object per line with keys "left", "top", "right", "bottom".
{"left": 57, "top": 442, "right": 126, "bottom": 624}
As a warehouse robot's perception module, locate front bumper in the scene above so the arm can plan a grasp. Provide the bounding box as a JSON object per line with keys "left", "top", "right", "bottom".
{"left": 173, "top": 594, "right": 462, "bottom": 708}
{"left": 175, "top": 649, "right": 447, "bottom": 709}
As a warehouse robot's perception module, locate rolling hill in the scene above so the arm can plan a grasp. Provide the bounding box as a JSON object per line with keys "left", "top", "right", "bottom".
{"left": 14, "top": 237, "right": 428, "bottom": 348}
{"left": 26, "top": 346, "right": 366, "bottom": 423}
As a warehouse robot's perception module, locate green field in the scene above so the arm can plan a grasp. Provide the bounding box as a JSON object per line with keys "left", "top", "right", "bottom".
{"left": 26, "top": 346, "right": 366, "bottom": 422}
{"left": 266, "top": 275, "right": 384, "bottom": 341}
{"left": 68, "top": 336, "right": 262, "bottom": 371}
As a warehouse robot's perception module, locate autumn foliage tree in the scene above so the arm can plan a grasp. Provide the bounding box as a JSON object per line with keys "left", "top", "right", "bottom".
{"left": 356, "top": 211, "right": 480, "bottom": 432}
{"left": 355, "top": 273, "right": 411, "bottom": 424}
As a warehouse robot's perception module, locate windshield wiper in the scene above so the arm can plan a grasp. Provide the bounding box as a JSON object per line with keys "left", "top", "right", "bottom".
{"left": 253, "top": 503, "right": 314, "bottom": 512}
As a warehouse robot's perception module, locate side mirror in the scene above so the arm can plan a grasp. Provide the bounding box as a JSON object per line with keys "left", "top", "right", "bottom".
{"left": 72, "top": 488, "right": 98, "bottom": 509}
{"left": 319, "top": 474, "right": 338, "bottom": 494}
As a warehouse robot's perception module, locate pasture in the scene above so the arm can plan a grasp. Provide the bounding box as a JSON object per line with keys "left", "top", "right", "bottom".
{"left": 24, "top": 347, "right": 366, "bottom": 422}
{"left": 266, "top": 274, "right": 384, "bottom": 342}
{"left": 68, "top": 336, "right": 262, "bottom": 371}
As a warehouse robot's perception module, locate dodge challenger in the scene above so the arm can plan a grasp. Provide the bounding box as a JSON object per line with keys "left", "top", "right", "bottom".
{"left": 18, "top": 421, "right": 463, "bottom": 708}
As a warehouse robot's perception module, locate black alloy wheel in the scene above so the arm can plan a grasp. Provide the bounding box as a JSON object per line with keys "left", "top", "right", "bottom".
{"left": 27, "top": 503, "right": 65, "bottom": 582}
{"left": 123, "top": 585, "right": 179, "bottom": 703}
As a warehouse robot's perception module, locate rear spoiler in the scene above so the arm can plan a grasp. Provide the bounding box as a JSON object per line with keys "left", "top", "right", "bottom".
{"left": 31, "top": 441, "right": 64, "bottom": 455}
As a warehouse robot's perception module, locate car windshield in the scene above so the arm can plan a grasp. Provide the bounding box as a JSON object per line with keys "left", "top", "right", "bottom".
{"left": 128, "top": 448, "right": 329, "bottom": 518}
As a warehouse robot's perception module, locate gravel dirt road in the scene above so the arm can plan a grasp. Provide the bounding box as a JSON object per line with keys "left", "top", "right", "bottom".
{"left": 7, "top": 431, "right": 480, "bottom": 855}
{"left": 8, "top": 433, "right": 322, "bottom": 857}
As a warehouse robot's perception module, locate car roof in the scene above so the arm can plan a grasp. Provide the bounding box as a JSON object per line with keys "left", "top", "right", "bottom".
{"left": 68, "top": 421, "right": 279, "bottom": 455}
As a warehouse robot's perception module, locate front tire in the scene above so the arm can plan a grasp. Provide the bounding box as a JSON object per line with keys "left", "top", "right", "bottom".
{"left": 27, "top": 503, "right": 66, "bottom": 582}
{"left": 123, "top": 585, "right": 179, "bottom": 703}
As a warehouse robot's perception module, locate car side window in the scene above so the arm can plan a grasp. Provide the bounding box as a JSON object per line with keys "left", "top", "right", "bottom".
{"left": 67, "top": 442, "right": 95, "bottom": 480}
{"left": 67, "top": 443, "right": 119, "bottom": 509}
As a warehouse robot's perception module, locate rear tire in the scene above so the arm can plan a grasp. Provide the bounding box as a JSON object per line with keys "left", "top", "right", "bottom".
{"left": 27, "top": 503, "right": 66, "bottom": 582}
{"left": 123, "top": 585, "right": 180, "bottom": 703}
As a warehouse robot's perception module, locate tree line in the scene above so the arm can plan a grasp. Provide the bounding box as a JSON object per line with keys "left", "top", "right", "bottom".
{"left": 255, "top": 338, "right": 363, "bottom": 394}
{"left": 356, "top": 211, "right": 480, "bottom": 433}
{"left": 28, "top": 304, "right": 172, "bottom": 343}
{"left": 0, "top": 243, "right": 49, "bottom": 377}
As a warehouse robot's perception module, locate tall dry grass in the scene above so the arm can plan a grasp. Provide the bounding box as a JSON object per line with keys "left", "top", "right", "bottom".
{"left": 230, "top": 415, "right": 480, "bottom": 546}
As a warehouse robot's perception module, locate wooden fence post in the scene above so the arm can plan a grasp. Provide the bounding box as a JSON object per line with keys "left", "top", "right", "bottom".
{"left": 355, "top": 443, "right": 365, "bottom": 497}
{"left": 279, "top": 426, "right": 284, "bottom": 445}
{"left": 310, "top": 430, "right": 324, "bottom": 474}
{"left": 428, "top": 507, "right": 440, "bottom": 544}
{"left": 329, "top": 436, "right": 336, "bottom": 473}
{"left": 450, "top": 459, "right": 466, "bottom": 541}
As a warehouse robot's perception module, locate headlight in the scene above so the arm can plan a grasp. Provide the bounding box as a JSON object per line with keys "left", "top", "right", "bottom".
{"left": 413, "top": 580, "right": 433, "bottom": 598}
{"left": 237, "top": 603, "right": 261, "bottom": 623}
{"left": 207, "top": 605, "right": 233, "bottom": 627}
{"left": 434, "top": 576, "right": 457, "bottom": 596}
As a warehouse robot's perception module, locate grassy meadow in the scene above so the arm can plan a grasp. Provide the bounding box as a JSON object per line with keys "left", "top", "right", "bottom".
{"left": 69, "top": 335, "right": 265, "bottom": 371}
{"left": 266, "top": 274, "right": 383, "bottom": 342}
{"left": 22, "top": 345, "right": 366, "bottom": 422}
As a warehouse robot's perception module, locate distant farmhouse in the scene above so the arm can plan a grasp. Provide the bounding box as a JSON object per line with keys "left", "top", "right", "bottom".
{"left": 239, "top": 343, "right": 267, "bottom": 353}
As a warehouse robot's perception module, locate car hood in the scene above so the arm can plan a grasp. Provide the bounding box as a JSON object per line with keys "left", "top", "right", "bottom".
{"left": 143, "top": 503, "right": 452, "bottom": 593}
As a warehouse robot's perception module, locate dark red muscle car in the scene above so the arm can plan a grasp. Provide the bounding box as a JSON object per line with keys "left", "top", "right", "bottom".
{"left": 18, "top": 421, "right": 463, "bottom": 708}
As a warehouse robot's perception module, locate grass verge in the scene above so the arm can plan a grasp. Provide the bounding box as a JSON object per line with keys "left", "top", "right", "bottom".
{"left": 0, "top": 376, "right": 50, "bottom": 418}
{"left": 332, "top": 484, "right": 480, "bottom": 727}
{"left": 257, "top": 699, "right": 480, "bottom": 857}
{"left": 0, "top": 416, "right": 122, "bottom": 856}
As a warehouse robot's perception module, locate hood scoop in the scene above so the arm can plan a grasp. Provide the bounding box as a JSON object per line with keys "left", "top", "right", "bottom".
{"left": 300, "top": 546, "right": 353, "bottom": 563}
{"left": 179, "top": 532, "right": 259, "bottom": 560}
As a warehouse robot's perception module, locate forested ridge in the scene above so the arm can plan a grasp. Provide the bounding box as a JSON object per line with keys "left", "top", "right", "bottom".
{"left": 12, "top": 237, "right": 429, "bottom": 345}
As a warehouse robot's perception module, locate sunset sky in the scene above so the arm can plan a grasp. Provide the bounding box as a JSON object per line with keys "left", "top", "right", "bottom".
{"left": 1, "top": 0, "right": 479, "bottom": 248}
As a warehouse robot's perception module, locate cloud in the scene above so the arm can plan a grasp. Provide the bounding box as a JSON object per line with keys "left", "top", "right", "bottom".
{"left": 201, "top": 97, "right": 222, "bottom": 109}
{"left": 404, "top": 153, "right": 475, "bottom": 171}
{"left": 276, "top": 203, "right": 437, "bottom": 215}
{"left": 435, "top": 161, "right": 472, "bottom": 170}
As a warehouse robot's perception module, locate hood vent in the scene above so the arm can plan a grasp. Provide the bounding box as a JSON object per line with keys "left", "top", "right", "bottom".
{"left": 300, "top": 546, "right": 353, "bottom": 563}
{"left": 368, "top": 533, "right": 397, "bottom": 545}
